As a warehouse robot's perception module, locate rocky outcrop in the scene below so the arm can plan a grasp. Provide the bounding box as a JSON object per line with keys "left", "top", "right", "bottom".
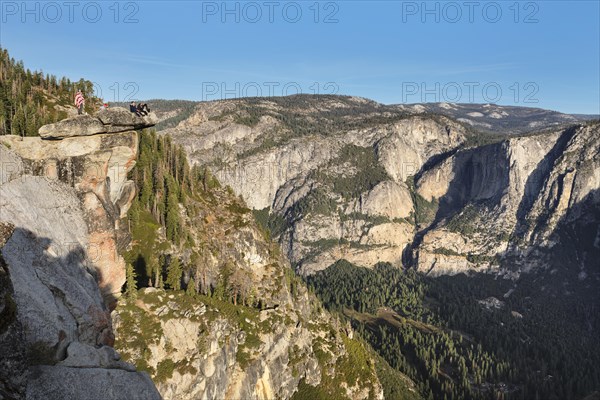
{"left": 38, "top": 107, "right": 157, "bottom": 139}
{"left": 1, "top": 176, "right": 109, "bottom": 347}
{"left": 0, "top": 173, "right": 160, "bottom": 399}
{"left": 114, "top": 275, "right": 383, "bottom": 400}
{"left": 0, "top": 222, "right": 27, "bottom": 400}
{"left": 0, "top": 110, "right": 160, "bottom": 399}
{"left": 113, "top": 289, "right": 329, "bottom": 400}
{"left": 27, "top": 366, "right": 159, "bottom": 400}
{"left": 1, "top": 127, "right": 140, "bottom": 303}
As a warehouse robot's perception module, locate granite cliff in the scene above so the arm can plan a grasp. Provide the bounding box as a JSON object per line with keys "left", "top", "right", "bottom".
{"left": 158, "top": 95, "right": 599, "bottom": 280}
{"left": 0, "top": 109, "right": 161, "bottom": 399}
{"left": 411, "top": 123, "right": 600, "bottom": 277}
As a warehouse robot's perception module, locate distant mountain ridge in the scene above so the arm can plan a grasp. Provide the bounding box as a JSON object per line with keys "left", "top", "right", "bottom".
{"left": 144, "top": 95, "right": 598, "bottom": 136}
{"left": 396, "top": 102, "right": 599, "bottom": 135}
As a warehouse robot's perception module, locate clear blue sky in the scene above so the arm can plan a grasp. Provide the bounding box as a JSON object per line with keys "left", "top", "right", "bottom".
{"left": 1, "top": 0, "right": 598, "bottom": 113}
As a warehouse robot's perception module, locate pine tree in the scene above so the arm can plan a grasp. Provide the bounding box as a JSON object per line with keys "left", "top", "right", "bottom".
{"left": 11, "top": 105, "right": 25, "bottom": 136}
{"left": 125, "top": 263, "right": 138, "bottom": 299}
{"left": 0, "top": 48, "right": 99, "bottom": 136}
{"left": 165, "top": 193, "right": 180, "bottom": 243}
{"left": 166, "top": 256, "right": 182, "bottom": 291}
{"left": 140, "top": 175, "right": 153, "bottom": 209}
{"left": 186, "top": 278, "right": 197, "bottom": 296}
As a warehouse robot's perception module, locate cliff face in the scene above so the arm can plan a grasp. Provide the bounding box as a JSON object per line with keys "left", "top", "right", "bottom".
{"left": 113, "top": 286, "right": 385, "bottom": 400}
{"left": 412, "top": 123, "right": 600, "bottom": 276}
{"left": 0, "top": 109, "right": 156, "bottom": 304}
{"left": 159, "top": 96, "right": 599, "bottom": 280}
{"left": 0, "top": 110, "right": 160, "bottom": 399}
{"left": 161, "top": 96, "right": 468, "bottom": 275}
{"left": 0, "top": 221, "right": 27, "bottom": 399}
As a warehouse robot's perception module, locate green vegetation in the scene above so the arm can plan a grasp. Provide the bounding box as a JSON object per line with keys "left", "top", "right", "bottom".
{"left": 287, "top": 187, "right": 338, "bottom": 218}
{"left": 328, "top": 145, "right": 390, "bottom": 200}
{"left": 340, "top": 212, "right": 391, "bottom": 226}
{"left": 125, "top": 129, "right": 257, "bottom": 305}
{"left": 238, "top": 135, "right": 281, "bottom": 159}
{"left": 432, "top": 247, "right": 462, "bottom": 257}
{"left": 307, "top": 261, "right": 600, "bottom": 400}
{"left": 165, "top": 257, "right": 182, "bottom": 290}
{"left": 292, "top": 379, "right": 331, "bottom": 400}
{"left": 125, "top": 263, "right": 138, "bottom": 299}
{"left": 463, "top": 130, "right": 506, "bottom": 148}
{"left": 0, "top": 48, "right": 99, "bottom": 136}
{"left": 372, "top": 350, "right": 421, "bottom": 400}
{"left": 114, "top": 297, "right": 164, "bottom": 376}
{"left": 155, "top": 359, "right": 175, "bottom": 383}
{"left": 445, "top": 204, "right": 480, "bottom": 236}
{"left": 233, "top": 107, "right": 261, "bottom": 127}
{"left": 252, "top": 207, "right": 287, "bottom": 240}
{"left": 125, "top": 130, "right": 192, "bottom": 290}
{"left": 406, "top": 177, "right": 439, "bottom": 227}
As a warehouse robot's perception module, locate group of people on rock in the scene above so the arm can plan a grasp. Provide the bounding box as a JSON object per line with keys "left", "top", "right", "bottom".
{"left": 130, "top": 102, "right": 150, "bottom": 116}
{"left": 75, "top": 89, "right": 151, "bottom": 117}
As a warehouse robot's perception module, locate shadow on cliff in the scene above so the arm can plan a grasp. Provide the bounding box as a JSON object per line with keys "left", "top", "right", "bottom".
{"left": 509, "top": 187, "right": 600, "bottom": 276}
{"left": 0, "top": 226, "right": 115, "bottom": 361}
{"left": 513, "top": 125, "right": 578, "bottom": 239}
{"left": 403, "top": 140, "right": 511, "bottom": 266}
{"left": 403, "top": 125, "right": 595, "bottom": 274}
{"left": 132, "top": 253, "right": 151, "bottom": 289}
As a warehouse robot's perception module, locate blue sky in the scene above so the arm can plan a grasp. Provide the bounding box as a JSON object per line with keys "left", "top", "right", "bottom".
{"left": 1, "top": 0, "right": 598, "bottom": 113}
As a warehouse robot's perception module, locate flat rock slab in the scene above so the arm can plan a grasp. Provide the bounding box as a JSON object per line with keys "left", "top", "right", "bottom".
{"left": 39, "top": 115, "right": 106, "bottom": 139}
{"left": 27, "top": 365, "right": 161, "bottom": 400}
{"left": 38, "top": 107, "right": 156, "bottom": 140}
{"left": 97, "top": 107, "right": 158, "bottom": 127}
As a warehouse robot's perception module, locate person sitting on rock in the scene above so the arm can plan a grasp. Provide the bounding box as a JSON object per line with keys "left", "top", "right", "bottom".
{"left": 130, "top": 101, "right": 141, "bottom": 116}
{"left": 137, "top": 103, "right": 150, "bottom": 116}
{"left": 75, "top": 90, "right": 85, "bottom": 115}
{"left": 136, "top": 103, "right": 146, "bottom": 116}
